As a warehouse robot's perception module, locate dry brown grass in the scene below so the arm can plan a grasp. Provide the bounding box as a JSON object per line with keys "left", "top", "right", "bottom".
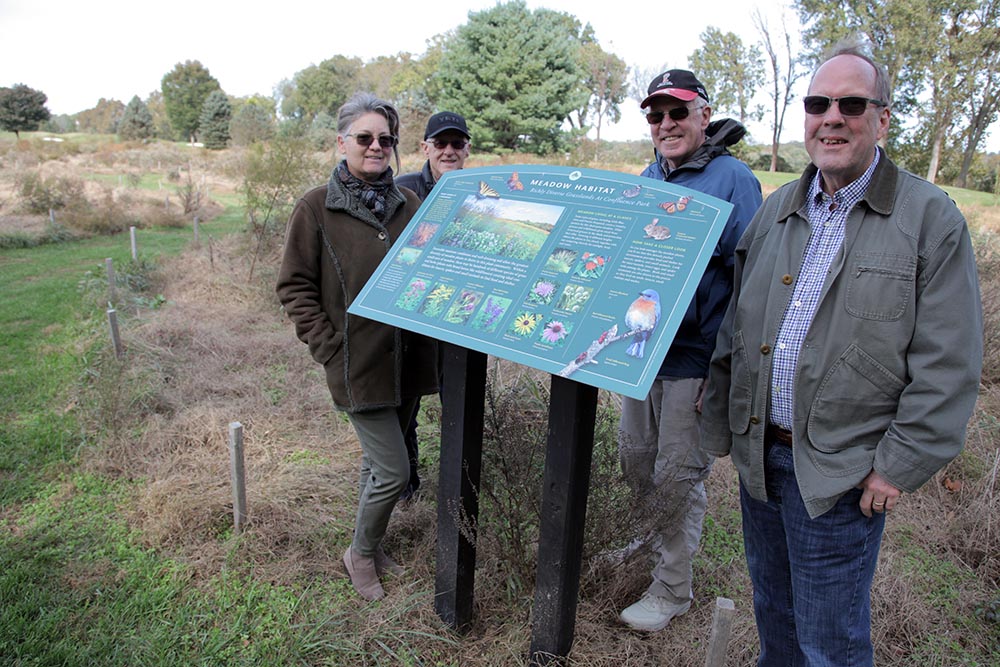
{"left": 55, "top": 141, "right": 1000, "bottom": 665}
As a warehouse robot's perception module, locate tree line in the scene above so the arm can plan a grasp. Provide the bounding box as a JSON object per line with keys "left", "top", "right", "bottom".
{"left": 2, "top": 0, "right": 998, "bottom": 191}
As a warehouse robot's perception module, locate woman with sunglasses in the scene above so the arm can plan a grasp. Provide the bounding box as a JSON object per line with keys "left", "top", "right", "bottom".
{"left": 277, "top": 92, "right": 439, "bottom": 601}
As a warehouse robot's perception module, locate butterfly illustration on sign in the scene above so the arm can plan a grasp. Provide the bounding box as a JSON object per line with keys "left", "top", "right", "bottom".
{"left": 506, "top": 171, "right": 524, "bottom": 191}
{"left": 477, "top": 181, "right": 500, "bottom": 199}
{"left": 659, "top": 195, "right": 691, "bottom": 213}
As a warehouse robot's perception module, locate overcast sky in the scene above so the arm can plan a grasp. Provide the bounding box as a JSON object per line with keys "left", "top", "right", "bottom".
{"left": 2, "top": 0, "right": 997, "bottom": 150}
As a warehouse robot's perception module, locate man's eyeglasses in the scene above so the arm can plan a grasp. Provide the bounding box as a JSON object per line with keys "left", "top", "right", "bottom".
{"left": 348, "top": 133, "right": 398, "bottom": 149}
{"left": 803, "top": 95, "right": 887, "bottom": 117}
{"left": 430, "top": 138, "right": 468, "bottom": 150}
{"left": 645, "top": 106, "right": 700, "bottom": 125}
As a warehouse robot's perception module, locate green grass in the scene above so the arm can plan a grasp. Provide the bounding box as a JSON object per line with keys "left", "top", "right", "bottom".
{"left": 0, "top": 472, "right": 389, "bottom": 667}
{"left": 0, "top": 199, "right": 243, "bottom": 506}
{"left": 0, "top": 196, "right": 378, "bottom": 666}
{"left": 753, "top": 169, "right": 800, "bottom": 191}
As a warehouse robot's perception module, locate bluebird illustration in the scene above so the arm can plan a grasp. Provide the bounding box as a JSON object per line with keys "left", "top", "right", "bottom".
{"left": 625, "top": 289, "right": 661, "bottom": 358}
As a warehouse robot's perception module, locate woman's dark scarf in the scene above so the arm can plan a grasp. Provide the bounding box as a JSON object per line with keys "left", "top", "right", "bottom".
{"left": 334, "top": 160, "right": 394, "bottom": 222}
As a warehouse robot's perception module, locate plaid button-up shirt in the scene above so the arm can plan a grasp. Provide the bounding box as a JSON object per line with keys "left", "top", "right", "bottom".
{"left": 769, "top": 153, "right": 880, "bottom": 429}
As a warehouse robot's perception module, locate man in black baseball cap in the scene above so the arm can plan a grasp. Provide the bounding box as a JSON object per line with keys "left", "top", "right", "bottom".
{"left": 397, "top": 111, "right": 471, "bottom": 200}
{"left": 395, "top": 111, "right": 472, "bottom": 500}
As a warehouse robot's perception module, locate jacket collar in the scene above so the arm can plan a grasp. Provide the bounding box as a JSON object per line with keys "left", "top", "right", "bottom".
{"left": 655, "top": 118, "right": 748, "bottom": 176}
{"left": 324, "top": 166, "right": 406, "bottom": 228}
{"left": 420, "top": 160, "right": 436, "bottom": 189}
{"left": 777, "top": 147, "right": 898, "bottom": 222}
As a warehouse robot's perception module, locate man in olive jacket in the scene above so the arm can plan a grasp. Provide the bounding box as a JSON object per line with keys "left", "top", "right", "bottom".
{"left": 700, "top": 41, "right": 982, "bottom": 665}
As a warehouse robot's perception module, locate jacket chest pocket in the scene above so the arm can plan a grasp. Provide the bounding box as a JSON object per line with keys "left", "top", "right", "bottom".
{"left": 846, "top": 252, "right": 916, "bottom": 321}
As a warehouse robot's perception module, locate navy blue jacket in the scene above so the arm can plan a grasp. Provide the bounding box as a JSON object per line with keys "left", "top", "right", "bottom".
{"left": 642, "top": 119, "right": 762, "bottom": 378}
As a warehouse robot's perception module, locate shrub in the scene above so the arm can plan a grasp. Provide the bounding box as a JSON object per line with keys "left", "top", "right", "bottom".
{"left": 62, "top": 188, "right": 133, "bottom": 235}
{"left": 174, "top": 165, "right": 204, "bottom": 215}
{"left": 307, "top": 112, "right": 338, "bottom": 151}
{"left": 459, "top": 368, "right": 640, "bottom": 605}
{"left": 230, "top": 104, "right": 275, "bottom": 146}
{"left": 241, "top": 136, "right": 324, "bottom": 279}
{"left": 16, "top": 171, "right": 87, "bottom": 214}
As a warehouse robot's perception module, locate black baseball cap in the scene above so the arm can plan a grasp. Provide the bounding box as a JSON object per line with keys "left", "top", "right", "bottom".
{"left": 640, "top": 69, "right": 710, "bottom": 109}
{"left": 424, "top": 111, "right": 470, "bottom": 140}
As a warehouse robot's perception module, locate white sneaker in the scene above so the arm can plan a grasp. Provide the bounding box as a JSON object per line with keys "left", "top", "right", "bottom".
{"left": 619, "top": 593, "right": 691, "bottom": 631}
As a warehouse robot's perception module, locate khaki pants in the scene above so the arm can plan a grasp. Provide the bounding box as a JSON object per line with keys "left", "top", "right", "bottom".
{"left": 347, "top": 399, "right": 418, "bottom": 556}
{"left": 619, "top": 377, "right": 711, "bottom": 604}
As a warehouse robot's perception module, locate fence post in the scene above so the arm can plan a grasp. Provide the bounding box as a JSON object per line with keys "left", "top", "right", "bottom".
{"left": 106, "top": 308, "right": 123, "bottom": 359}
{"left": 105, "top": 257, "right": 117, "bottom": 304}
{"left": 130, "top": 226, "right": 138, "bottom": 261}
{"left": 193, "top": 216, "right": 200, "bottom": 245}
{"left": 704, "top": 597, "right": 736, "bottom": 667}
{"left": 228, "top": 422, "right": 248, "bottom": 534}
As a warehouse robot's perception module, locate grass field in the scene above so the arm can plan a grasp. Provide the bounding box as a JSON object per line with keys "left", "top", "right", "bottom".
{"left": 1, "top": 134, "right": 998, "bottom": 666}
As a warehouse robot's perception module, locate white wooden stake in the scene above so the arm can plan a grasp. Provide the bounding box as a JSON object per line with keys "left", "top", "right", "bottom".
{"left": 105, "top": 257, "right": 116, "bottom": 304}
{"left": 228, "top": 422, "right": 248, "bottom": 534}
{"left": 107, "top": 308, "right": 123, "bottom": 359}
{"left": 193, "top": 216, "right": 200, "bottom": 245}
{"left": 129, "top": 226, "right": 138, "bottom": 261}
{"left": 704, "top": 597, "right": 736, "bottom": 667}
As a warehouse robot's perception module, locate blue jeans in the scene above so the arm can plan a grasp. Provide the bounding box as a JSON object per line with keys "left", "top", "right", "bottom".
{"left": 740, "top": 443, "right": 885, "bottom": 667}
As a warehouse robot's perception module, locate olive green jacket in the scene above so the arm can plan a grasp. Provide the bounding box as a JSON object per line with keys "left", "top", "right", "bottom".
{"left": 700, "top": 152, "right": 982, "bottom": 517}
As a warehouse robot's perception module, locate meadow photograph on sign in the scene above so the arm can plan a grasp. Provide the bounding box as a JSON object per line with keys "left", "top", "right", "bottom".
{"left": 436, "top": 193, "right": 563, "bottom": 261}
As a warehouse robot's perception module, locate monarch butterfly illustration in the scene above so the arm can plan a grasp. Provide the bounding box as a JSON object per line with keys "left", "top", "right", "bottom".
{"left": 659, "top": 195, "right": 691, "bottom": 213}
{"left": 477, "top": 181, "right": 500, "bottom": 199}
{"left": 507, "top": 171, "right": 524, "bottom": 191}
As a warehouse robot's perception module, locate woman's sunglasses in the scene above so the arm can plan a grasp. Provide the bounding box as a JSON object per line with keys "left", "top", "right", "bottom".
{"left": 803, "top": 95, "right": 887, "bottom": 117}
{"left": 430, "top": 138, "right": 469, "bottom": 150}
{"left": 348, "top": 133, "right": 398, "bottom": 149}
{"left": 645, "top": 106, "right": 699, "bottom": 125}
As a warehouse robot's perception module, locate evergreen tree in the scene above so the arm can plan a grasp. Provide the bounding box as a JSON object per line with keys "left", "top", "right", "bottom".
{"left": 0, "top": 84, "right": 51, "bottom": 138}
{"left": 161, "top": 60, "right": 221, "bottom": 143}
{"left": 118, "top": 95, "right": 154, "bottom": 141}
{"left": 436, "top": 0, "right": 582, "bottom": 154}
{"left": 198, "top": 90, "right": 231, "bottom": 149}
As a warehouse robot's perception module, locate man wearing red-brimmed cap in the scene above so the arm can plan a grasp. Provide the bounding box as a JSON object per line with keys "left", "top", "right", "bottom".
{"left": 613, "top": 69, "right": 762, "bottom": 633}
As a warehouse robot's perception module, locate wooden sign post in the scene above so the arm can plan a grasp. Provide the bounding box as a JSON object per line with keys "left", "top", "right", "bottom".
{"left": 434, "top": 356, "right": 599, "bottom": 666}
{"left": 434, "top": 343, "right": 487, "bottom": 630}
{"left": 527, "top": 376, "right": 598, "bottom": 665}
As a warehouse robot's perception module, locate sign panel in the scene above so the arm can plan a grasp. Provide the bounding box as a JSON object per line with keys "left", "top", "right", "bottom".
{"left": 349, "top": 165, "right": 732, "bottom": 400}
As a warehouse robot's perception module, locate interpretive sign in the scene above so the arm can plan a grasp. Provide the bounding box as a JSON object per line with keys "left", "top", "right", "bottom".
{"left": 349, "top": 165, "right": 733, "bottom": 400}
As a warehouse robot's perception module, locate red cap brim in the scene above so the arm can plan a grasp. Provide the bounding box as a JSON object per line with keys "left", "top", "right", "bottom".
{"left": 640, "top": 88, "right": 699, "bottom": 108}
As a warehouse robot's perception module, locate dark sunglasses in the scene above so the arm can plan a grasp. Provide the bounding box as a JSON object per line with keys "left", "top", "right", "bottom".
{"left": 431, "top": 138, "right": 468, "bottom": 150}
{"left": 645, "top": 106, "right": 699, "bottom": 125}
{"left": 348, "top": 133, "right": 398, "bottom": 148}
{"left": 803, "top": 95, "right": 887, "bottom": 117}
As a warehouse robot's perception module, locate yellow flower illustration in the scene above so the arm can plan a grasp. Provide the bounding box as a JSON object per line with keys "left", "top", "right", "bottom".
{"left": 512, "top": 312, "right": 541, "bottom": 336}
